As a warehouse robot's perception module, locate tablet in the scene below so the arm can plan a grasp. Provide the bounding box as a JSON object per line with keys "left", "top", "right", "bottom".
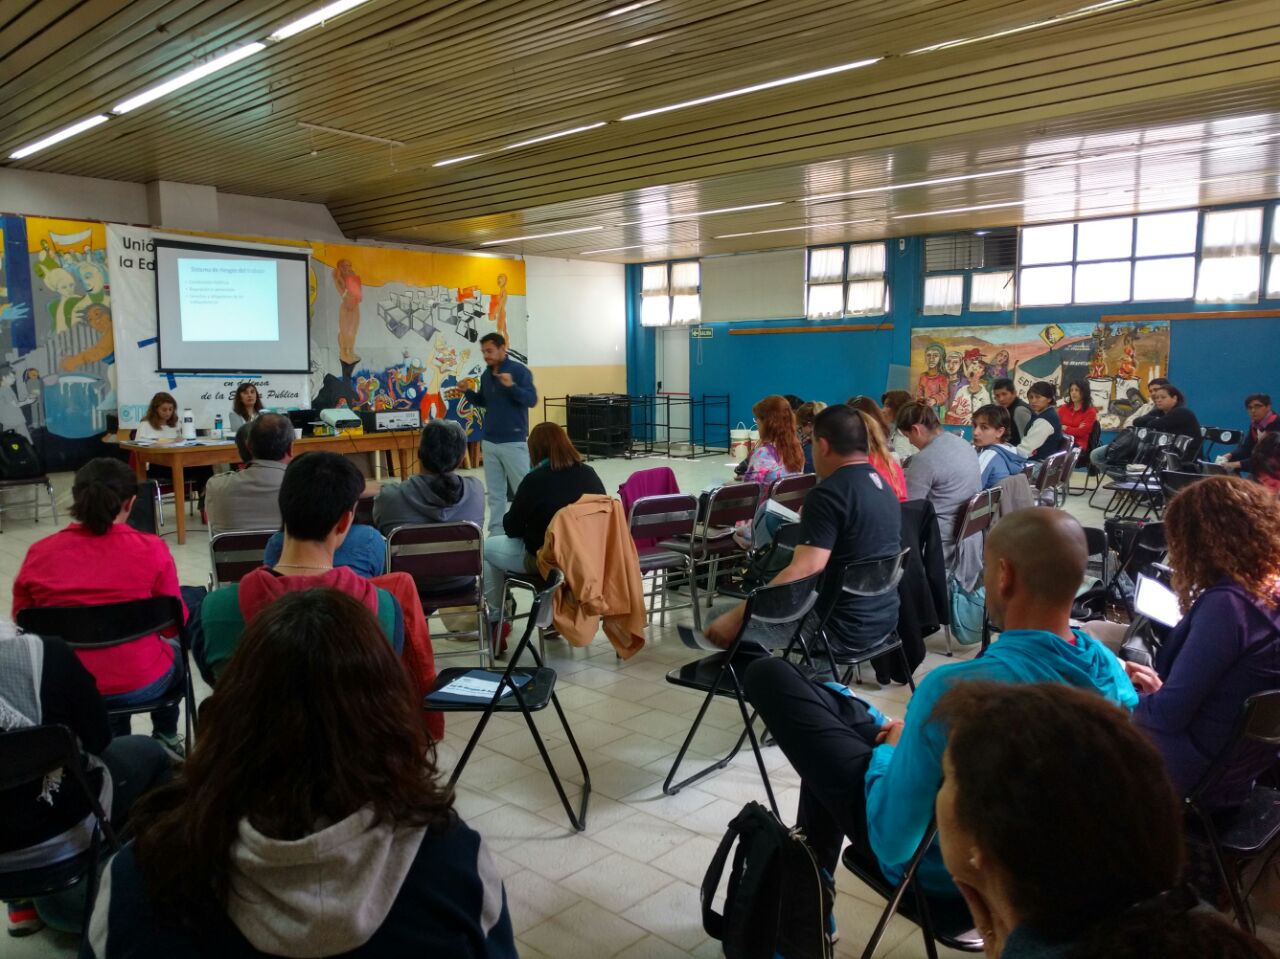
{"left": 1134, "top": 573, "right": 1182, "bottom": 628}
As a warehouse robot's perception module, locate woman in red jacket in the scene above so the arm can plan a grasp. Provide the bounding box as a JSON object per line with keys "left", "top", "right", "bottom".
{"left": 1058, "top": 379, "right": 1097, "bottom": 451}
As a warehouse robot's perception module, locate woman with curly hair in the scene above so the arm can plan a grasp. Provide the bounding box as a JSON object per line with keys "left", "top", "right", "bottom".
{"left": 1123, "top": 476, "right": 1280, "bottom": 806}
{"left": 740, "top": 395, "right": 805, "bottom": 485}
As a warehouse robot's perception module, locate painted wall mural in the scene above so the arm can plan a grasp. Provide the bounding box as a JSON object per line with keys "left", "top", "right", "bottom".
{"left": 910, "top": 320, "right": 1171, "bottom": 429}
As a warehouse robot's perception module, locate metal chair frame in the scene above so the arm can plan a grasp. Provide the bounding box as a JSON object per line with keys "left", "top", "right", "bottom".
{"left": 0, "top": 474, "right": 58, "bottom": 533}
{"left": 1199, "top": 426, "right": 1245, "bottom": 462}
{"left": 767, "top": 473, "right": 817, "bottom": 515}
{"left": 386, "top": 521, "right": 490, "bottom": 666}
{"left": 942, "top": 487, "right": 1001, "bottom": 656}
{"left": 207, "top": 528, "right": 275, "bottom": 590}
{"left": 627, "top": 493, "right": 700, "bottom": 627}
{"left": 424, "top": 570, "right": 591, "bottom": 830}
{"left": 663, "top": 572, "right": 822, "bottom": 816}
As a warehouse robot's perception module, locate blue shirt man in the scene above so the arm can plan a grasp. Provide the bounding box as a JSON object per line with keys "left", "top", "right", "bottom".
{"left": 462, "top": 333, "right": 538, "bottom": 533}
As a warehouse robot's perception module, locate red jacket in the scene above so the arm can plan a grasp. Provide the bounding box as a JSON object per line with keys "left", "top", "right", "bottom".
{"left": 1057, "top": 403, "right": 1097, "bottom": 450}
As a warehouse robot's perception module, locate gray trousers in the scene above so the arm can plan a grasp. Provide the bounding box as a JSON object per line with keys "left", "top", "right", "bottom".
{"left": 482, "top": 440, "right": 530, "bottom": 533}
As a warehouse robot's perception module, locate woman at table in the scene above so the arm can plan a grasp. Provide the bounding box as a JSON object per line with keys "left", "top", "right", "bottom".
{"left": 134, "top": 392, "right": 180, "bottom": 442}
{"left": 227, "top": 382, "right": 265, "bottom": 431}
{"left": 12, "top": 458, "right": 188, "bottom": 754}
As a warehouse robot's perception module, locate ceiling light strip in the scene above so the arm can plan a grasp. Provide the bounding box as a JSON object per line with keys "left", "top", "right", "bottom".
{"left": 481, "top": 226, "right": 603, "bottom": 246}
{"left": 908, "top": 0, "right": 1140, "bottom": 54}
{"left": 8, "top": 115, "right": 111, "bottom": 160}
{"left": 713, "top": 217, "right": 878, "bottom": 239}
{"left": 893, "top": 201, "right": 1025, "bottom": 219}
{"left": 269, "top": 0, "right": 376, "bottom": 41}
{"left": 112, "top": 43, "right": 266, "bottom": 114}
{"left": 618, "top": 201, "right": 784, "bottom": 227}
{"left": 619, "top": 58, "right": 881, "bottom": 122}
{"left": 433, "top": 153, "right": 486, "bottom": 167}
{"left": 503, "top": 122, "right": 607, "bottom": 151}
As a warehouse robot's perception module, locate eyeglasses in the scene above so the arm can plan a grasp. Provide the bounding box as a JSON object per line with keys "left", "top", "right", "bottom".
{"left": 1247, "top": 403, "right": 1268, "bottom": 410}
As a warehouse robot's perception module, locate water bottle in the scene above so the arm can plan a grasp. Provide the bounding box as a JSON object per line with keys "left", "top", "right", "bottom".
{"left": 214, "top": 413, "right": 224, "bottom": 438}
{"left": 181, "top": 408, "right": 196, "bottom": 440}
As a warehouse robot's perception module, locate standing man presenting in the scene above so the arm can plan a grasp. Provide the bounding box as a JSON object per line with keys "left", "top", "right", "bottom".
{"left": 463, "top": 332, "right": 538, "bottom": 532}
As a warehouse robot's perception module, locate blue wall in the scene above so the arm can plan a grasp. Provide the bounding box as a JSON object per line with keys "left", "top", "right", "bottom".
{"left": 627, "top": 203, "right": 1280, "bottom": 438}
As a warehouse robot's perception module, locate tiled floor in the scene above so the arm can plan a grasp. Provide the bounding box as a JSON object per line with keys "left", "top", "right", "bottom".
{"left": 4, "top": 457, "right": 1273, "bottom": 957}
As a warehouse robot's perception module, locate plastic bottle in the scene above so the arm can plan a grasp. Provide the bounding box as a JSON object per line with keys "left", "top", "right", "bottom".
{"left": 214, "top": 413, "right": 224, "bottom": 438}
{"left": 181, "top": 408, "right": 196, "bottom": 440}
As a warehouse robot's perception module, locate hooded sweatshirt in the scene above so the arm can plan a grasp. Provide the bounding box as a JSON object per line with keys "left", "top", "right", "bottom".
{"left": 372, "top": 473, "right": 485, "bottom": 537}
{"left": 977, "top": 442, "right": 1027, "bottom": 489}
{"left": 864, "top": 628, "right": 1137, "bottom": 897}
{"left": 200, "top": 567, "right": 402, "bottom": 682}
{"left": 86, "top": 809, "right": 517, "bottom": 958}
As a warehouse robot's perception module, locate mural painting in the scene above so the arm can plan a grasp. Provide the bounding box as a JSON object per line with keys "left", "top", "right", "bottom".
{"left": 910, "top": 320, "right": 1171, "bottom": 429}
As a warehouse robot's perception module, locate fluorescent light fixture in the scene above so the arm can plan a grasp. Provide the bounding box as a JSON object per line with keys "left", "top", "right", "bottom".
{"left": 803, "top": 167, "right": 1030, "bottom": 203}
{"left": 503, "top": 122, "right": 606, "bottom": 151}
{"left": 713, "top": 217, "right": 877, "bottom": 239}
{"left": 893, "top": 200, "right": 1024, "bottom": 220}
{"left": 8, "top": 115, "right": 110, "bottom": 160}
{"left": 112, "top": 43, "right": 266, "bottom": 114}
{"left": 620, "top": 57, "right": 881, "bottom": 121}
{"left": 627, "top": 36, "right": 657, "bottom": 47}
{"left": 619, "top": 201, "right": 784, "bottom": 227}
{"left": 908, "top": 0, "right": 1139, "bottom": 54}
{"left": 581, "top": 244, "right": 649, "bottom": 255}
{"left": 481, "top": 226, "right": 603, "bottom": 246}
{"left": 433, "top": 153, "right": 486, "bottom": 167}
{"left": 270, "top": 0, "right": 375, "bottom": 40}
{"left": 606, "top": 0, "right": 659, "bottom": 15}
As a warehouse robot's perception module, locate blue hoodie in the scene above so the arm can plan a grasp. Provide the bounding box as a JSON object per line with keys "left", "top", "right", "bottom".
{"left": 978, "top": 443, "right": 1027, "bottom": 489}
{"left": 864, "top": 628, "right": 1137, "bottom": 897}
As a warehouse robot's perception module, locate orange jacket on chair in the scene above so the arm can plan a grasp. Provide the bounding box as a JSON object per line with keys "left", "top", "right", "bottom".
{"left": 536, "top": 495, "right": 646, "bottom": 659}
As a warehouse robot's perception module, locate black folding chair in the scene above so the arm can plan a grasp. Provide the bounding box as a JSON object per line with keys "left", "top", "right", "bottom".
{"left": 628, "top": 493, "right": 700, "bottom": 627}
{"left": 797, "top": 550, "right": 913, "bottom": 691}
{"left": 386, "top": 521, "right": 489, "bottom": 665}
{"left": 0, "top": 725, "right": 120, "bottom": 937}
{"left": 1185, "top": 689, "right": 1280, "bottom": 933}
{"left": 17, "top": 597, "right": 196, "bottom": 749}
{"left": 207, "top": 529, "right": 274, "bottom": 589}
{"left": 1200, "top": 426, "right": 1244, "bottom": 462}
{"left": 424, "top": 570, "right": 591, "bottom": 831}
{"left": 1070, "top": 421, "right": 1104, "bottom": 495}
{"left": 843, "top": 822, "right": 983, "bottom": 959}
{"left": 942, "top": 487, "right": 1001, "bottom": 656}
{"left": 1088, "top": 427, "right": 1157, "bottom": 509}
{"left": 768, "top": 473, "right": 817, "bottom": 514}
{"left": 663, "top": 573, "right": 822, "bottom": 816}
{"left": 0, "top": 472, "right": 58, "bottom": 533}
{"left": 659, "top": 482, "right": 763, "bottom": 628}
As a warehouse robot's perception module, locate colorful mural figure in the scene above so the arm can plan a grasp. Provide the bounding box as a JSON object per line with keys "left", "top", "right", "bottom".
{"left": 334, "top": 258, "right": 363, "bottom": 381}
{"left": 488, "top": 272, "right": 509, "bottom": 340}
{"left": 911, "top": 321, "right": 1171, "bottom": 429}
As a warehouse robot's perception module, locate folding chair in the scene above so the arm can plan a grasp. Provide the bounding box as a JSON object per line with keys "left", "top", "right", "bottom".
{"left": 627, "top": 494, "right": 700, "bottom": 627}
{"left": 1050, "top": 445, "right": 1079, "bottom": 506}
{"left": 0, "top": 473, "right": 58, "bottom": 533}
{"left": 17, "top": 597, "right": 196, "bottom": 749}
{"left": 658, "top": 482, "right": 763, "bottom": 628}
{"left": 1088, "top": 427, "right": 1155, "bottom": 509}
{"left": 842, "top": 822, "right": 983, "bottom": 959}
{"left": 768, "top": 473, "right": 817, "bottom": 514}
{"left": 208, "top": 529, "right": 274, "bottom": 589}
{"left": 1185, "top": 689, "right": 1280, "bottom": 933}
{"left": 1070, "top": 421, "right": 1103, "bottom": 495}
{"left": 799, "top": 550, "right": 914, "bottom": 691}
{"left": 1199, "top": 426, "right": 1244, "bottom": 462}
{"left": 662, "top": 572, "right": 822, "bottom": 816}
{"left": 0, "top": 725, "right": 120, "bottom": 938}
{"left": 354, "top": 492, "right": 376, "bottom": 526}
{"left": 1030, "top": 449, "right": 1071, "bottom": 507}
{"left": 942, "top": 487, "right": 1001, "bottom": 656}
{"left": 424, "top": 570, "right": 591, "bottom": 830}
{"left": 386, "top": 521, "right": 489, "bottom": 665}
{"left": 1112, "top": 448, "right": 1182, "bottom": 520}
{"left": 1094, "top": 431, "right": 1173, "bottom": 517}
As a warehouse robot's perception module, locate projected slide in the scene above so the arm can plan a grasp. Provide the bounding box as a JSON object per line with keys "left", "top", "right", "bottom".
{"left": 177, "top": 258, "right": 280, "bottom": 342}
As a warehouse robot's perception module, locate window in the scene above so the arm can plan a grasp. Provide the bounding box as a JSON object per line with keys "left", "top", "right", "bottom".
{"left": 1020, "top": 265, "right": 1073, "bottom": 306}
{"left": 640, "top": 260, "right": 701, "bottom": 326}
{"left": 1197, "top": 208, "right": 1262, "bottom": 303}
{"left": 806, "top": 242, "right": 887, "bottom": 318}
{"left": 923, "top": 275, "right": 963, "bottom": 315}
{"left": 1268, "top": 212, "right": 1280, "bottom": 299}
{"left": 1074, "top": 260, "right": 1131, "bottom": 303}
{"left": 1021, "top": 223, "right": 1074, "bottom": 265}
{"left": 970, "top": 271, "right": 1015, "bottom": 311}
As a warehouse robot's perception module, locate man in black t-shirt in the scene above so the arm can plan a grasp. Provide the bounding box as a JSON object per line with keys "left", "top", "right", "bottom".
{"left": 705, "top": 404, "right": 901, "bottom": 652}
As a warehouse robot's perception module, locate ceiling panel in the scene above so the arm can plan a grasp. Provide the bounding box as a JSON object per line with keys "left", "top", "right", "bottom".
{"left": 3, "top": 0, "right": 1279, "bottom": 259}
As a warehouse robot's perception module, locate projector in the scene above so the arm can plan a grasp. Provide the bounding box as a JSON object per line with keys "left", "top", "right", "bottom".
{"left": 358, "top": 409, "right": 421, "bottom": 432}
{"left": 319, "top": 408, "right": 364, "bottom": 435}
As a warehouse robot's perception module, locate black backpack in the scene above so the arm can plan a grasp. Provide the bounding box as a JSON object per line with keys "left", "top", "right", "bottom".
{"left": 0, "top": 430, "right": 43, "bottom": 479}
{"left": 738, "top": 521, "right": 802, "bottom": 593}
{"left": 702, "top": 801, "right": 833, "bottom": 959}
{"left": 1104, "top": 428, "right": 1141, "bottom": 466}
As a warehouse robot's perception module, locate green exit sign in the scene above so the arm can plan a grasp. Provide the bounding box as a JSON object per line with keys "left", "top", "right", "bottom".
{"left": 690, "top": 327, "right": 713, "bottom": 338}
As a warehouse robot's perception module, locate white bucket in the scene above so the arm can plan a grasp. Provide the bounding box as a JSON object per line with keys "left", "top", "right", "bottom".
{"left": 730, "top": 421, "right": 752, "bottom": 462}
{"left": 1088, "top": 377, "right": 1113, "bottom": 411}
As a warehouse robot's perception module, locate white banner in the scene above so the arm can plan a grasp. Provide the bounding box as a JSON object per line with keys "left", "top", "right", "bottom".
{"left": 107, "top": 224, "right": 311, "bottom": 429}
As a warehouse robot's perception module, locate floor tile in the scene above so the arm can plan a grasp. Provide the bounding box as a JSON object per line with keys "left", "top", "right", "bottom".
{"left": 594, "top": 810, "right": 701, "bottom": 863}
{"left": 561, "top": 852, "right": 676, "bottom": 912}
{"left": 521, "top": 899, "right": 647, "bottom": 959}
{"left": 621, "top": 880, "right": 707, "bottom": 950}
{"left": 502, "top": 868, "right": 579, "bottom": 929}
{"left": 503, "top": 833, "right": 614, "bottom": 881}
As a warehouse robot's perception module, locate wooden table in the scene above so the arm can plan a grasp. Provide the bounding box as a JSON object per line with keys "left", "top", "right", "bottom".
{"left": 122, "top": 430, "right": 421, "bottom": 545}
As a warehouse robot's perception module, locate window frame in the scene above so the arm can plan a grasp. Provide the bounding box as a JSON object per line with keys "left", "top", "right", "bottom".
{"left": 805, "top": 241, "right": 888, "bottom": 319}
{"left": 640, "top": 258, "right": 701, "bottom": 327}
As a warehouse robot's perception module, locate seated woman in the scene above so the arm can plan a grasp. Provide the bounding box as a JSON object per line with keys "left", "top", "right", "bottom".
{"left": 131, "top": 391, "right": 213, "bottom": 502}
{"left": 880, "top": 389, "right": 916, "bottom": 462}
{"left": 1122, "top": 476, "right": 1280, "bottom": 806}
{"left": 846, "top": 396, "right": 907, "bottom": 500}
{"left": 795, "top": 400, "right": 826, "bottom": 473}
{"left": 1252, "top": 432, "right": 1280, "bottom": 495}
{"left": 1017, "top": 381, "right": 1065, "bottom": 461}
{"left": 2, "top": 623, "right": 171, "bottom": 938}
{"left": 13, "top": 458, "right": 187, "bottom": 752}
{"left": 85, "top": 589, "right": 516, "bottom": 958}
{"left": 971, "top": 404, "right": 1027, "bottom": 489}
{"left": 897, "top": 400, "right": 981, "bottom": 570}
{"left": 226, "top": 382, "right": 264, "bottom": 432}
{"left": 1058, "top": 378, "right": 1097, "bottom": 451}
{"left": 1092, "top": 382, "right": 1202, "bottom": 472}
{"left": 934, "top": 681, "right": 1271, "bottom": 959}
{"left": 740, "top": 395, "right": 805, "bottom": 485}
{"left": 374, "top": 419, "right": 485, "bottom": 535}
{"left": 482, "top": 422, "right": 604, "bottom": 647}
